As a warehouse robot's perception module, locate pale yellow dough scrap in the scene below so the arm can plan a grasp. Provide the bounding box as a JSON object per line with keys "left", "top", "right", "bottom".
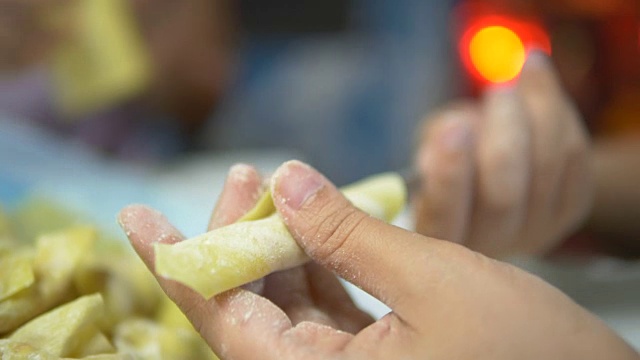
{"left": 114, "top": 319, "right": 219, "bottom": 360}
{"left": 0, "top": 252, "right": 35, "bottom": 301}
{"left": 10, "top": 293, "right": 108, "bottom": 357}
{"left": 0, "top": 226, "right": 96, "bottom": 334}
{"left": 0, "top": 339, "right": 58, "bottom": 360}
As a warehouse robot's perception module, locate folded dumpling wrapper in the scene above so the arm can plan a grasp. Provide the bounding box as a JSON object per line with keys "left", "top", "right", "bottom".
{"left": 155, "top": 172, "right": 407, "bottom": 299}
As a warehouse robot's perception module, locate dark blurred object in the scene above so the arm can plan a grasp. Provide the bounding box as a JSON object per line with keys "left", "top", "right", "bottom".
{"left": 238, "top": 0, "right": 350, "bottom": 35}
{"left": 0, "top": 0, "right": 69, "bottom": 72}
{"left": 131, "top": 0, "right": 236, "bottom": 133}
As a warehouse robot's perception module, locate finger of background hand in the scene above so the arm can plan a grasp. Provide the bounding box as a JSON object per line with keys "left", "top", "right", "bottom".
{"left": 516, "top": 53, "right": 581, "bottom": 253}
{"left": 209, "top": 163, "right": 264, "bottom": 230}
{"left": 414, "top": 104, "right": 476, "bottom": 243}
{"left": 467, "top": 86, "right": 531, "bottom": 256}
{"left": 271, "top": 160, "right": 453, "bottom": 315}
{"left": 118, "top": 205, "right": 296, "bottom": 360}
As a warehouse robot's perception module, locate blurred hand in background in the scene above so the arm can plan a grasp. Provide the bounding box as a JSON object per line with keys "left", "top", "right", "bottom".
{"left": 413, "top": 53, "right": 593, "bottom": 258}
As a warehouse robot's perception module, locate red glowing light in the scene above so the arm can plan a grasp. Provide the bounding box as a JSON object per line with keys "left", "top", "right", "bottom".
{"left": 459, "top": 16, "right": 552, "bottom": 84}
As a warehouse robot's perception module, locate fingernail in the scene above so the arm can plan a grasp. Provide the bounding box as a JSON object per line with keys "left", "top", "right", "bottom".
{"left": 271, "top": 160, "right": 326, "bottom": 210}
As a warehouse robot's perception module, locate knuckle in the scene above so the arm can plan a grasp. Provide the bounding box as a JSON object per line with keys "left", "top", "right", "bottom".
{"left": 306, "top": 206, "right": 368, "bottom": 265}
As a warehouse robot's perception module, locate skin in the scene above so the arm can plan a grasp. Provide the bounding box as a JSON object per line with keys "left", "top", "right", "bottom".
{"left": 414, "top": 52, "right": 593, "bottom": 258}
{"left": 119, "top": 160, "right": 637, "bottom": 360}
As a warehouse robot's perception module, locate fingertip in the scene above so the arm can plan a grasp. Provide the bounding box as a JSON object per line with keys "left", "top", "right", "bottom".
{"left": 216, "top": 288, "right": 292, "bottom": 338}
{"left": 117, "top": 204, "right": 183, "bottom": 255}
{"left": 225, "top": 163, "right": 263, "bottom": 200}
{"left": 117, "top": 204, "right": 164, "bottom": 238}
{"left": 271, "top": 160, "right": 329, "bottom": 213}
{"left": 228, "top": 163, "right": 261, "bottom": 186}
{"left": 519, "top": 50, "right": 562, "bottom": 93}
{"left": 117, "top": 203, "right": 149, "bottom": 225}
{"left": 209, "top": 163, "right": 264, "bottom": 229}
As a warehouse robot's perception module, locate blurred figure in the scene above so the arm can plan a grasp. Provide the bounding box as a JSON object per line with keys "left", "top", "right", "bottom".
{"left": 0, "top": 0, "right": 64, "bottom": 72}
{"left": 412, "top": 0, "right": 640, "bottom": 259}
{"left": 0, "top": 0, "right": 235, "bottom": 160}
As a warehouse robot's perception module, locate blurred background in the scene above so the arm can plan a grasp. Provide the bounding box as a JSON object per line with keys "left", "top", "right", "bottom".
{"left": 1, "top": 0, "right": 638, "bottom": 184}
{"left": 0, "top": 0, "right": 639, "bottom": 349}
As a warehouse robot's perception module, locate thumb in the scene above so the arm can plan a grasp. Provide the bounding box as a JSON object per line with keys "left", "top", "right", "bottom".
{"left": 271, "top": 160, "right": 443, "bottom": 312}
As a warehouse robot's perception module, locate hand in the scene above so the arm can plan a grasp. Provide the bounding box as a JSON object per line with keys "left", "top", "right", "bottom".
{"left": 118, "top": 163, "right": 373, "bottom": 359}
{"left": 414, "top": 53, "right": 592, "bottom": 258}
{"left": 119, "top": 160, "right": 636, "bottom": 360}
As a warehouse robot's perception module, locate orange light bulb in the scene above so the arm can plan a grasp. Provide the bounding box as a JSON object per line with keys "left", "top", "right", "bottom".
{"left": 468, "top": 25, "right": 526, "bottom": 83}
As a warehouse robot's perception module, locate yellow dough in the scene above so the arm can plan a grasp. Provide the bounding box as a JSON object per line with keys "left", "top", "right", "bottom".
{"left": 155, "top": 172, "right": 407, "bottom": 298}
